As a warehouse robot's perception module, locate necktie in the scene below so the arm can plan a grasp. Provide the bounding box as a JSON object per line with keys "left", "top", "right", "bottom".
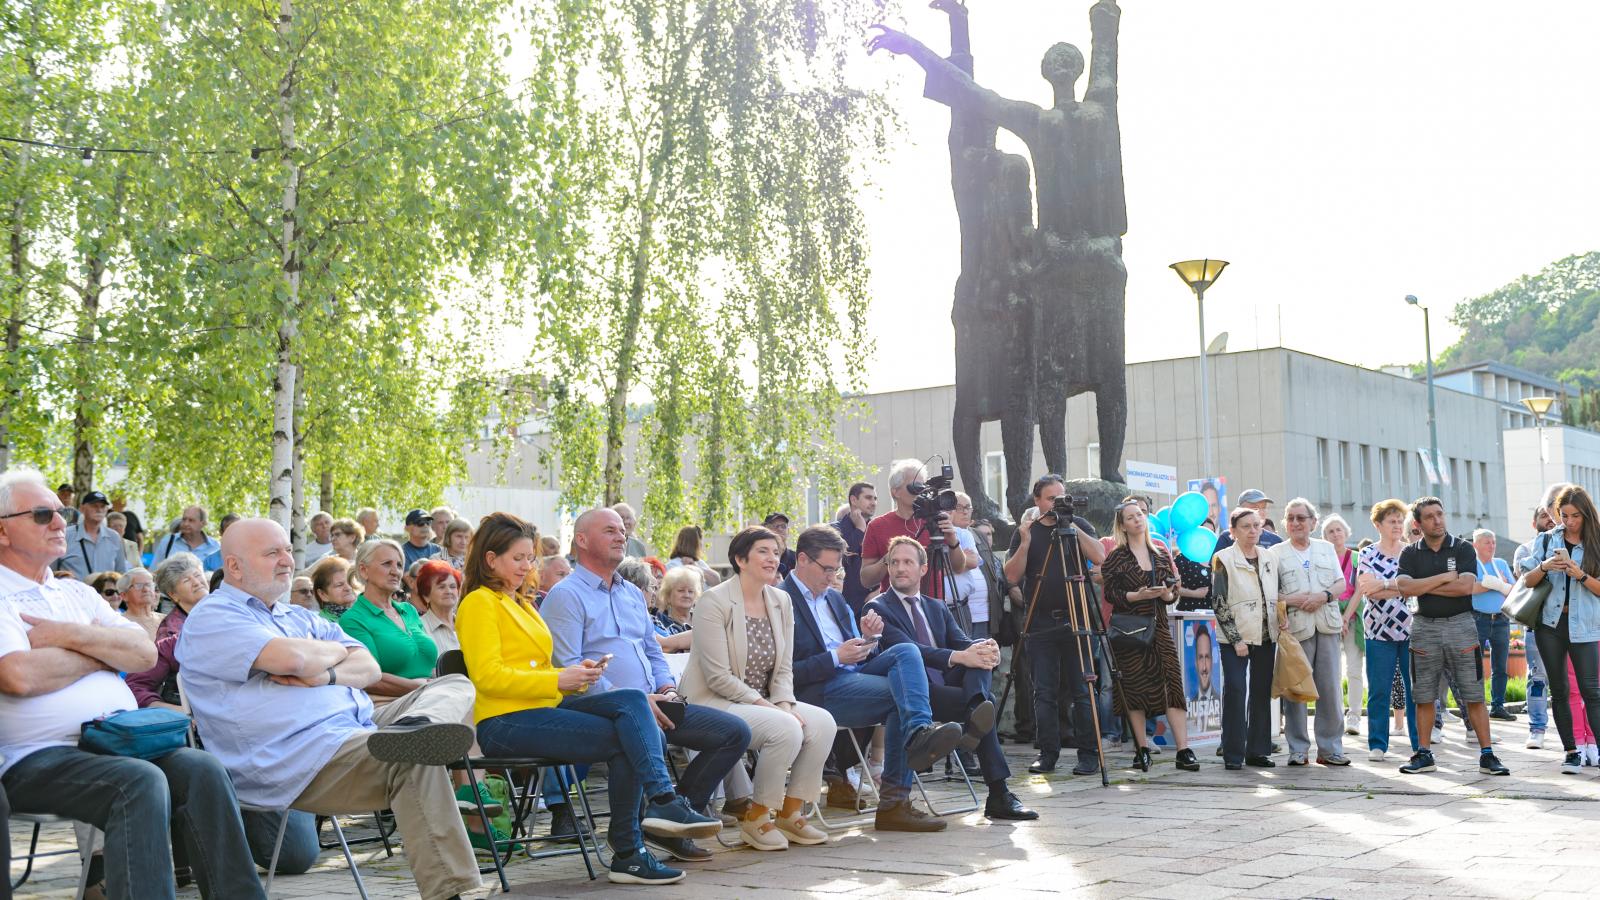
{"left": 905, "top": 596, "right": 944, "bottom": 685}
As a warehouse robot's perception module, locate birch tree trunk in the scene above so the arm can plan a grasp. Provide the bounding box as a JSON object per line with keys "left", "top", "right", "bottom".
{"left": 268, "top": 0, "right": 301, "bottom": 534}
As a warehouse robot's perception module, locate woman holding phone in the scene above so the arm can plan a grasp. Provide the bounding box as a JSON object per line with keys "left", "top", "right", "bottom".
{"left": 1520, "top": 484, "right": 1600, "bottom": 775}
{"left": 455, "top": 512, "right": 719, "bottom": 885}
{"left": 1101, "top": 501, "right": 1199, "bottom": 772}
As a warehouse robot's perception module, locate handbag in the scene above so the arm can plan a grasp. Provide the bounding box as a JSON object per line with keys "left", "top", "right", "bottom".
{"left": 1108, "top": 613, "right": 1157, "bottom": 652}
{"left": 79, "top": 708, "right": 190, "bottom": 760}
{"left": 1503, "top": 533, "right": 1553, "bottom": 628}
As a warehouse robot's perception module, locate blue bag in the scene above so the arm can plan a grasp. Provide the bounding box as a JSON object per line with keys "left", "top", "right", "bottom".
{"left": 79, "top": 708, "right": 190, "bottom": 760}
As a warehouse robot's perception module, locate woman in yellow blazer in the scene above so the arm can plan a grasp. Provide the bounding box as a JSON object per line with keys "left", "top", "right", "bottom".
{"left": 454, "top": 512, "right": 718, "bottom": 885}
{"left": 679, "top": 526, "right": 836, "bottom": 851}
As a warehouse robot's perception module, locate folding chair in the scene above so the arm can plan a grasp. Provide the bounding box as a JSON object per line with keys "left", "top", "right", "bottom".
{"left": 434, "top": 650, "right": 602, "bottom": 892}
{"left": 811, "top": 727, "right": 882, "bottom": 832}
{"left": 9, "top": 813, "right": 97, "bottom": 899}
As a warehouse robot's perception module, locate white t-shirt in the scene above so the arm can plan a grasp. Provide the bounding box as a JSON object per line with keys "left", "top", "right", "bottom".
{"left": 302, "top": 541, "right": 334, "bottom": 564}
{"left": 953, "top": 527, "right": 989, "bottom": 624}
{"left": 0, "top": 565, "right": 144, "bottom": 777}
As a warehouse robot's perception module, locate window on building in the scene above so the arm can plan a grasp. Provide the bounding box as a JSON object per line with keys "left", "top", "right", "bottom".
{"left": 1398, "top": 449, "right": 1410, "bottom": 501}
{"left": 1380, "top": 449, "right": 1391, "bottom": 497}
{"left": 984, "top": 451, "right": 1006, "bottom": 506}
{"left": 1359, "top": 445, "right": 1373, "bottom": 507}
{"left": 1479, "top": 461, "right": 1490, "bottom": 516}
{"left": 1464, "top": 458, "right": 1475, "bottom": 518}
{"left": 1338, "top": 441, "right": 1352, "bottom": 507}
{"left": 1450, "top": 457, "right": 1461, "bottom": 511}
{"left": 1317, "top": 439, "right": 1331, "bottom": 507}
{"left": 1086, "top": 443, "right": 1100, "bottom": 480}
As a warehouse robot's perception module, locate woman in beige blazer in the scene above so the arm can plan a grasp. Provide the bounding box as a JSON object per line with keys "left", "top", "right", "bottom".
{"left": 679, "top": 526, "right": 835, "bottom": 851}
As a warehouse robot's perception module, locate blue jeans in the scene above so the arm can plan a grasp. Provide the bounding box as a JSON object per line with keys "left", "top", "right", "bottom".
{"left": 2, "top": 746, "right": 266, "bottom": 900}
{"left": 1475, "top": 612, "right": 1512, "bottom": 709}
{"left": 242, "top": 809, "right": 319, "bottom": 875}
{"left": 1527, "top": 628, "right": 1549, "bottom": 732}
{"left": 1365, "top": 639, "right": 1418, "bottom": 753}
{"left": 821, "top": 642, "right": 933, "bottom": 795}
{"left": 478, "top": 688, "right": 673, "bottom": 854}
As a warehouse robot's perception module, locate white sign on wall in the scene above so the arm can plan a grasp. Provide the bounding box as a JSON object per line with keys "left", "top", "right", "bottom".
{"left": 1126, "top": 460, "right": 1179, "bottom": 495}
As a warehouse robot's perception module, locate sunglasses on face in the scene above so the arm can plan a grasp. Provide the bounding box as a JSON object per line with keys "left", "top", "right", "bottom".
{"left": 101, "top": 588, "right": 119, "bottom": 597}
{"left": 0, "top": 506, "right": 65, "bottom": 525}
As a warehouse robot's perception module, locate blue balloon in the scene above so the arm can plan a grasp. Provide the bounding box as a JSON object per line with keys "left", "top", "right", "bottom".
{"left": 1170, "top": 491, "right": 1210, "bottom": 533}
{"left": 1150, "top": 508, "right": 1171, "bottom": 540}
{"left": 1178, "top": 526, "right": 1219, "bottom": 563}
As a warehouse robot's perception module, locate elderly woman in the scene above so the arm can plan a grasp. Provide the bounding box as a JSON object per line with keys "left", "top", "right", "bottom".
{"left": 1356, "top": 499, "right": 1418, "bottom": 761}
{"left": 341, "top": 538, "right": 439, "bottom": 701}
{"left": 1101, "top": 502, "right": 1199, "bottom": 772}
{"left": 617, "top": 557, "right": 660, "bottom": 613}
{"left": 654, "top": 566, "right": 701, "bottom": 653}
{"left": 88, "top": 570, "right": 122, "bottom": 609}
{"left": 126, "top": 555, "right": 208, "bottom": 709}
{"left": 1271, "top": 499, "right": 1349, "bottom": 767}
{"left": 680, "top": 526, "right": 836, "bottom": 851}
{"left": 667, "top": 525, "right": 721, "bottom": 587}
{"left": 456, "top": 511, "right": 718, "bottom": 885}
{"left": 1211, "top": 508, "right": 1285, "bottom": 770}
{"left": 442, "top": 518, "right": 473, "bottom": 570}
{"left": 416, "top": 559, "right": 464, "bottom": 653}
{"left": 117, "top": 567, "right": 165, "bottom": 638}
{"left": 310, "top": 554, "right": 358, "bottom": 619}
{"left": 329, "top": 516, "right": 364, "bottom": 561}
{"left": 1323, "top": 514, "right": 1363, "bottom": 736}
{"left": 106, "top": 510, "right": 142, "bottom": 567}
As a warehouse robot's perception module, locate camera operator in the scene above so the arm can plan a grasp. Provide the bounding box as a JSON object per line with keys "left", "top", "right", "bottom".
{"left": 1002, "top": 474, "right": 1107, "bottom": 775}
{"left": 860, "top": 460, "right": 972, "bottom": 601}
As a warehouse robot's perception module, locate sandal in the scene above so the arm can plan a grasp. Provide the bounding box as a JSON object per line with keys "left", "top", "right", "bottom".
{"left": 737, "top": 814, "right": 789, "bottom": 851}
{"left": 774, "top": 811, "right": 828, "bottom": 845}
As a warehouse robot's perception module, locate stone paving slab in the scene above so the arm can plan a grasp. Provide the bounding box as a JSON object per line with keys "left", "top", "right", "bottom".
{"left": 11, "top": 729, "right": 1600, "bottom": 898}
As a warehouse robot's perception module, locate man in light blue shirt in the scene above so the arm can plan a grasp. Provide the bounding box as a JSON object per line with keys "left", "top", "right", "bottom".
{"left": 542, "top": 508, "right": 751, "bottom": 862}
{"left": 55, "top": 491, "right": 128, "bottom": 580}
{"left": 1471, "top": 528, "right": 1517, "bottom": 720}
{"left": 178, "top": 518, "right": 483, "bottom": 900}
{"left": 151, "top": 504, "right": 222, "bottom": 571}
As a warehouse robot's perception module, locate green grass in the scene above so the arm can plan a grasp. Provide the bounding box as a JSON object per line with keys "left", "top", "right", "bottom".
{"left": 1337, "top": 676, "right": 1528, "bottom": 705}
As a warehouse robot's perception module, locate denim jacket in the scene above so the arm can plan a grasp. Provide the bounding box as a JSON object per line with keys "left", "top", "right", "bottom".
{"left": 1533, "top": 529, "right": 1600, "bottom": 643}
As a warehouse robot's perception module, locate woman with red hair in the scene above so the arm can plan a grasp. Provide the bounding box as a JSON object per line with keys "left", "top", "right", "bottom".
{"left": 416, "top": 559, "right": 464, "bottom": 653}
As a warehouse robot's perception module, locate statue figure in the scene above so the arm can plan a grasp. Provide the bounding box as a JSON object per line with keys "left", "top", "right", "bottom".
{"left": 872, "top": 0, "right": 1128, "bottom": 518}
{"left": 932, "top": 0, "right": 1039, "bottom": 523}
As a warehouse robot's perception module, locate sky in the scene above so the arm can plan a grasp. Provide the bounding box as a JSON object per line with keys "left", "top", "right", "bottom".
{"left": 856, "top": 1, "right": 1600, "bottom": 394}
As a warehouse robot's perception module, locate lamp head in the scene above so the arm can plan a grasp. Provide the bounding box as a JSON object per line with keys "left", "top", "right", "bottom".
{"left": 1170, "top": 259, "right": 1229, "bottom": 294}
{"left": 1521, "top": 396, "right": 1555, "bottom": 417}
{"left": 1405, "top": 294, "right": 1420, "bottom": 306}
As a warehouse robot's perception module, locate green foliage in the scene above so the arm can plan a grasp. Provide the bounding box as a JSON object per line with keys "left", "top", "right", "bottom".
{"left": 1439, "top": 252, "right": 1600, "bottom": 395}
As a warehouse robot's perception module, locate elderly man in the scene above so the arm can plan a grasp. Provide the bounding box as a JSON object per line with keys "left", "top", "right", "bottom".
{"left": 429, "top": 506, "right": 455, "bottom": 545}
{"left": 303, "top": 511, "right": 334, "bottom": 564}
{"left": 542, "top": 507, "right": 752, "bottom": 861}
{"left": 861, "top": 459, "right": 973, "bottom": 601}
{"left": 152, "top": 504, "right": 221, "bottom": 570}
{"left": 1212, "top": 488, "right": 1283, "bottom": 555}
{"left": 54, "top": 483, "right": 79, "bottom": 526}
{"left": 0, "top": 469, "right": 265, "bottom": 900}
{"left": 106, "top": 510, "right": 142, "bottom": 568}
{"left": 177, "top": 518, "right": 483, "bottom": 900}
{"left": 612, "top": 501, "right": 650, "bottom": 558}
{"left": 1470, "top": 528, "right": 1516, "bottom": 721}
{"left": 401, "top": 509, "right": 443, "bottom": 568}
{"left": 356, "top": 508, "right": 381, "bottom": 541}
{"left": 57, "top": 490, "right": 129, "bottom": 580}
{"left": 109, "top": 491, "right": 144, "bottom": 551}
{"left": 537, "top": 553, "right": 573, "bottom": 602}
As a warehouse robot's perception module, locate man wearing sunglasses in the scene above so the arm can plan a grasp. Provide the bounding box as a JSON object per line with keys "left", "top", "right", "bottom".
{"left": 0, "top": 468, "right": 266, "bottom": 900}
{"left": 56, "top": 490, "right": 129, "bottom": 582}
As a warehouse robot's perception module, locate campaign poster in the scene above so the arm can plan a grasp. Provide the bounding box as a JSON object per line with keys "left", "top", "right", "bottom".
{"left": 1186, "top": 477, "right": 1228, "bottom": 531}
{"left": 1182, "top": 617, "right": 1223, "bottom": 742}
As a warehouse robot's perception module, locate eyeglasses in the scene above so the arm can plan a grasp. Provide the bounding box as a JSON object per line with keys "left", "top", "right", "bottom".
{"left": 1285, "top": 515, "right": 1314, "bottom": 523}
{"left": 0, "top": 506, "right": 64, "bottom": 525}
{"left": 100, "top": 588, "right": 119, "bottom": 597}
{"left": 291, "top": 588, "right": 313, "bottom": 597}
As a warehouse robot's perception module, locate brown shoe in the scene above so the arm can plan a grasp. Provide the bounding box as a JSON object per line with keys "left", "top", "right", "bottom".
{"left": 825, "top": 778, "right": 859, "bottom": 810}
{"left": 874, "top": 799, "right": 947, "bottom": 833}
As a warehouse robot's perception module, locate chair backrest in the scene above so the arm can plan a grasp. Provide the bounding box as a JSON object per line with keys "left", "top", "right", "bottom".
{"left": 435, "top": 648, "right": 467, "bottom": 679}
{"left": 175, "top": 671, "right": 201, "bottom": 747}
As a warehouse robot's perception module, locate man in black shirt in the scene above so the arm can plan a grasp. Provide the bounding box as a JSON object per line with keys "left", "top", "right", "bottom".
{"left": 1002, "top": 475, "right": 1106, "bottom": 775}
{"left": 1395, "top": 496, "right": 1509, "bottom": 776}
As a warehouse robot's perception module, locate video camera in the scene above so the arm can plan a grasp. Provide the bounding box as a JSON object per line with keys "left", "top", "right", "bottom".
{"left": 908, "top": 464, "right": 958, "bottom": 528}
{"left": 1050, "top": 492, "right": 1089, "bottom": 521}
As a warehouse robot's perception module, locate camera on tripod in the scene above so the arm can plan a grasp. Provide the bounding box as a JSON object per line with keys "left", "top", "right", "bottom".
{"left": 1049, "top": 493, "right": 1089, "bottom": 520}
{"left": 908, "top": 464, "right": 958, "bottom": 529}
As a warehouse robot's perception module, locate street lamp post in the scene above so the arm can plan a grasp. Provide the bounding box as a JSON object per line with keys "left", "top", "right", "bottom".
{"left": 1406, "top": 294, "right": 1440, "bottom": 484}
{"left": 1171, "top": 259, "right": 1230, "bottom": 477}
{"left": 1521, "top": 395, "right": 1556, "bottom": 488}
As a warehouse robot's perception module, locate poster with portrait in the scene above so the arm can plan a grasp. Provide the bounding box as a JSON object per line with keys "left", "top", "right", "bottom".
{"left": 1181, "top": 617, "right": 1223, "bottom": 743}
{"left": 1186, "top": 477, "right": 1227, "bottom": 532}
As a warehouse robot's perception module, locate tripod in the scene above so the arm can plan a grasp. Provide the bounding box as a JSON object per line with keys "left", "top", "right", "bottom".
{"left": 997, "top": 512, "right": 1118, "bottom": 787}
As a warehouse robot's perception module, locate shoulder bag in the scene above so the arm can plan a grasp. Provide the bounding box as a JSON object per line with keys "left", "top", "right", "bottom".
{"left": 1502, "top": 533, "right": 1552, "bottom": 628}
{"left": 80, "top": 708, "right": 191, "bottom": 760}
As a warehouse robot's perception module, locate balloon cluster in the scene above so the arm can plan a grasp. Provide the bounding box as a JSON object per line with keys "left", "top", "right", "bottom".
{"left": 1149, "top": 491, "right": 1218, "bottom": 563}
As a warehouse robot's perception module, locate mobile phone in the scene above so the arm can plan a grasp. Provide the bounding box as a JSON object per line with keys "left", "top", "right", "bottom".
{"left": 656, "top": 699, "right": 687, "bottom": 728}
{"left": 867, "top": 633, "right": 882, "bottom": 643}
{"left": 589, "top": 653, "right": 614, "bottom": 668}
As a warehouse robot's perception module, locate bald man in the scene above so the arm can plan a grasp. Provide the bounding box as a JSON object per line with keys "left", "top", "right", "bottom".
{"left": 177, "top": 518, "right": 484, "bottom": 900}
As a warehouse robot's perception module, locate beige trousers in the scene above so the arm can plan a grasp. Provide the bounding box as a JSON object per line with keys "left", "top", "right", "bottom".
{"left": 722, "top": 701, "right": 836, "bottom": 809}
{"left": 292, "top": 674, "right": 481, "bottom": 900}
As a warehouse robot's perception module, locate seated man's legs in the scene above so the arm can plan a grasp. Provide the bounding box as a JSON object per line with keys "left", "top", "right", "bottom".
{"left": 929, "top": 668, "right": 1007, "bottom": 784}
{"left": 2, "top": 779, "right": 11, "bottom": 900}
{"left": 292, "top": 675, "right": 481, "bottom": 900}
{"left": 664, "top": 704, "right": 752, "bottom": 813}
{"left": 241, "top": 809, "right": 319, "bottom": 875}
{"left": 150, "top": 748, "right": 269, "bottom": 899}
{"left": 4, "top": 746, "right": 179, "bottom": 900}
{"left": 822, "top": 669, "right": 908, "bottom": 798}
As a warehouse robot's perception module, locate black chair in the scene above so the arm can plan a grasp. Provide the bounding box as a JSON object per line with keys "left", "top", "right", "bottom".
{"left": 434, "top": 649, "right": 602, "bottom": 891}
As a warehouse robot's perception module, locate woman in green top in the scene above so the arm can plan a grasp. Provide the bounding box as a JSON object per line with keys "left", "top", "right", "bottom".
{"left": 341, "top": 538, "right": 439, "bottom": 700}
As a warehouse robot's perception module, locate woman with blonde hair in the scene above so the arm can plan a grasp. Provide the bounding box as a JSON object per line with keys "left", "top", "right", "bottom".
{"left": 329, "top": 517, "right": 365, "bottom": 561}
{"left": 1356, "top": 499, "right": 1417, "bottom": 761}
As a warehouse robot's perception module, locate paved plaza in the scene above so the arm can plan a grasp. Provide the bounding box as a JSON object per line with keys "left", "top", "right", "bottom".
{"left": 13, "top": 723, "right": 1600, "bottom": 900}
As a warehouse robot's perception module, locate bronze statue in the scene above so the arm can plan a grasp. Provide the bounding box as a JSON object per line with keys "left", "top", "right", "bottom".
{"left": 873, "top": 0, "right": 1128, "bottom": 521}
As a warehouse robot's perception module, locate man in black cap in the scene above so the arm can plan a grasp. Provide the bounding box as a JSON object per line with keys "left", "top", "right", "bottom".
{"left": 58, "top": 490, "right": 128, "bottom": 580}
{"left": 1211, "top": 488, "right": 1282, "bottom": 556}
{"left": 401, "top": 509, "right": 443, "bottom": 569}
{"left": 764, "top": 513, "right": 797, "bottom": 578}
{"left": 55, "top": 484, "right": 79, "bottom": 526}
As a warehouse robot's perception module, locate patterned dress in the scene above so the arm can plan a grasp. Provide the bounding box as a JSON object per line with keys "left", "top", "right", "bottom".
{"left": 742, "top": 616, "right": 778, "bottom": 697}
{"left": 1174, "top": 552, "right": 1213, "bottom": 612}
{"left": 1102, "top": 544, "right": 1187, "bottom": 717}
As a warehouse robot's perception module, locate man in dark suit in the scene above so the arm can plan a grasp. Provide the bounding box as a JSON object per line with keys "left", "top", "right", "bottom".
{"left": 784, "top": 525, "right": 962, "bottom": 832}
{"left": 867, "top": 536, "right": 1037, "bottom": 820}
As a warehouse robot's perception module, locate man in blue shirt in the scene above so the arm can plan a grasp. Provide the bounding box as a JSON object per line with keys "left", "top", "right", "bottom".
{"left": 1211, "top": 488, "right": 1283, "bottom": 556}
{"left": 784, "top": 524, "right": 968, "bottom": 832}
{"left": 400, "top": 509, "right": 443, "bottom": 568}
{"left": 56, "top": 491, "right": 129, "bottom": 580}
{"left": 543, "top": 507, "right": 751, "bottom": 862}
{"left": 1470, "top": 528, "right": 1517, "bottom": 720}
{"left": 178, "top": 518, "right": 484, "bottom": 900}
{"left": 832, "top": 482, "right": 877, "bottom": 615}
{"left": 151, "top": 504, "right": 222, "bottom": 571}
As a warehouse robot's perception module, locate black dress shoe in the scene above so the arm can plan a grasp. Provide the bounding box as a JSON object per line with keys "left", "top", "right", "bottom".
{"left": 906, "top": 722, "right": 964, "bottom": 771}
{"left": 1071, "top": 756, "right": 1100, "bottom": 776}
{"left": 984, "top": 790, "right": 1039, "bottom": 821}
{"left": 1028, "top": 754, "right": 1057, "bottom": 774}
{"left": 960, "top": 700, "right": 996, "bottom": 752}
{"left": 1225, "top": 762, "right": 1243, "bottom": 771}
{"left": 1245, "top": 755, "right": 1276, "bottom": 768}
{"left": 1175, "top": 748, "right": 1200, "bottom": 771}
{"left": 1131, "top": 747, "right": 1151, "bottom": 772}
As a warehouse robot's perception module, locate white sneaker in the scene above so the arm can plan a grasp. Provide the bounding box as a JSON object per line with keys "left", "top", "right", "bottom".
{"left": 1431, "top": 726, "right": 1445, "bottom": 744}
{"left": 1586, "top": 744, "right": 1599, "bottom": 766}
{"left": 1368, "top": 748, "right": 1386, "bottom": 762}
{"left": 1527, "top": 732, "right": 1546, "bottom": 750}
